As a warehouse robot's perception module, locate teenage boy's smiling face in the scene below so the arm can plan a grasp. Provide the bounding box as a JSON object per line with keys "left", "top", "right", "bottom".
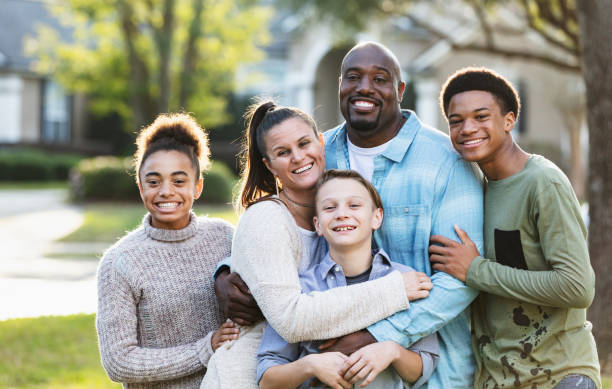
{"left": 447, "top": 90, "right": 515, "bottom": 164}
{"left": 313, "top": 178, "right": 383, "bottom": 250}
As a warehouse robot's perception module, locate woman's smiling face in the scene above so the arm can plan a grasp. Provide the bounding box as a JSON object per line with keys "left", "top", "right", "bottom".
{"left": 139, "top": 150, "right": 202, "bottom": 230}
{"left": 262, "top": 117, "right": 325, "bottom": 193}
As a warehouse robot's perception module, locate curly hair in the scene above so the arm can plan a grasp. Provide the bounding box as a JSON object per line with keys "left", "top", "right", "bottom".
{"left": 440, "top": 66, "right": 521, "bottom": 119}
{"left": 134, "top": 113, "right": 210, "bottom": 184}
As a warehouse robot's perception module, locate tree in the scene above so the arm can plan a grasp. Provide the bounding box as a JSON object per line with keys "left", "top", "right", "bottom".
{"left": 280, "top": 0, "right": 612, "bottom": 373}
{"left": 26, "top": 0, "right": 271, "bottom": 130}
{"left": 576, "top": 0, "right": 612, "bottom": 374}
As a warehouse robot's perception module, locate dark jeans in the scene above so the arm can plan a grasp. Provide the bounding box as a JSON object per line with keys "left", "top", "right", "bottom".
{"left": 554, "top": 374, "right": 596, "bottom": 389}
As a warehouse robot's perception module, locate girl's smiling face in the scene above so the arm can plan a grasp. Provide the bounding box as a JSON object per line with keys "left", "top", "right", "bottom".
{"left": 139, "top": 150, "right": 203, "bottom": 230}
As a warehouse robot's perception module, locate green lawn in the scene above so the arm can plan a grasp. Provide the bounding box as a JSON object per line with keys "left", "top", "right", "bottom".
{"left": 0, "top": 181, "right": 69, "bottom": 190}
{"left": 0, "top": 314, "right": 609, "bottom": 388}
{"left": 0, "top": 314, "right": 120, "bottom": 389}
{"left": 59, "top": 203, "right": 238, "bottom": 243}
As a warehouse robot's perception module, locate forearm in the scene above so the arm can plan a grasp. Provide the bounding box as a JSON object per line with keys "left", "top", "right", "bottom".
{"left": 387, "top": 342, "right": 422, "bottom": 384}
{"left": 466, "top": 255, "right": 595, "bottom": 308}
{"left": 259, "top": 357, "right": 314, "bottom": 389}
{"left": 368, "top": 272, "right": 477, "bottom": 347}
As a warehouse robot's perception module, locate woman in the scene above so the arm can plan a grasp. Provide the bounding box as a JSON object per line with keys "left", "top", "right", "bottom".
{"left": 202, "top": 101, "right": 432, "bottom": 388}
{"left": 96, "top": 113, "right": 238, "bottom": 388}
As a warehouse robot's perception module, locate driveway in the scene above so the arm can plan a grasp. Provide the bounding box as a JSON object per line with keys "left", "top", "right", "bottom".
{"left": 0, "top": 189, "right": 100, "bottom": 321}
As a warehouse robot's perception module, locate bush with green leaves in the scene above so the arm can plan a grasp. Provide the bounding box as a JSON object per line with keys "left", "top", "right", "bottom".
{"left": 0, "top": 148, "right": 81, "bottom": 181}
{"left": 71, "top": 156, "right": 237, "bottom": 204}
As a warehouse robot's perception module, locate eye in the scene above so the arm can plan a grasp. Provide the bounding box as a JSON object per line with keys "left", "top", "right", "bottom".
{"left": 299, "top": 140, "right": 311, "bottom": 147}
{"left": 449, "top": 119, "right": 462, "bottom": 126}
{"left": 174, "top": 179, "right": 186, "bottom": 185}
{"left": 277, "top": 149, "right": 289, "bottom": 157}
{"left": 476, "top": 114, "right": 489, "bottom": 120}
{"left": 345, "top": 73, "right": 359, "bottom": 81}
{"left": 374, "top": 76, "right": 387, "bottom": 83}
{"left": 349, "top": 203, "right": 362, "bottom": 209}
{"left": 324, "top": 205, "right": 335, "bottom": 211}
{"left": 146, "top": 179, "right": 159, "bottom": 185}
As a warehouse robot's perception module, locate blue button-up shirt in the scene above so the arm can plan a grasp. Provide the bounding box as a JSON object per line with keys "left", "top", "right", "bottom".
{"left": 324, "top": 110, "right": 484, "bottom": 388}
{"left": 257, "top": 249, "right": 439, "bottom": 389}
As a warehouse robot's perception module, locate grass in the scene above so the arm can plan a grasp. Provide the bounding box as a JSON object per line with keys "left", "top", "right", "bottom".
{"left": 58, "top": 202, "right": 238, "bottom": 243}
{"left": 0, "top": 181, "right": 69, "bottom": 190}
{"left": 0, "top": 314, "right": 609, "bottom": 388}
{"left": 0, "top": 314, "right": 120, "bottom": 389}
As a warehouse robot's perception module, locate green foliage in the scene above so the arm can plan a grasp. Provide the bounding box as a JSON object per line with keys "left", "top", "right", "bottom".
{"left": 70, "top": 156, "right": 237, "bottom": 203}
{"left": 0, "top": 149, "right": 81, "bottom": 181}
{"left": 71, "top": 156, "right": 138, "bottom": 201}
{"left": 199, "top": 161, "right": 238, "bottom": 204}
{"left": 0, "top": 314, "right": 120, "bottom": 388}
{"left": 25, "top": 0, "right": 272, "bottom": 129}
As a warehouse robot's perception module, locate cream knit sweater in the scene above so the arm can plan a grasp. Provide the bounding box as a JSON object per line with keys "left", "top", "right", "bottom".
{"left": 97, "top": 213, "right": 233, "bottom": 389}
{"left": 201, "top": 200, "right": 409, "bottom": 389}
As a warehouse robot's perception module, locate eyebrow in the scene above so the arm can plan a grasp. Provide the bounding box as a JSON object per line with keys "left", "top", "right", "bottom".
{"left": 448, "top": 107, "right": 489, "bottom": 119}
{"left": 343, "top": 66, "right": 392, "bottom": 76}
{"left": 144, "top": 171, "right": 189, "bottom": 178}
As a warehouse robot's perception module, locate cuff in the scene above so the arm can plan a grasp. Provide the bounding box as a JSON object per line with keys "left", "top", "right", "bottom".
{"left": 213, "top": 256, "right": 232, "bottom": 280}
{"left": 409, "top": 351, "right": 437, "bottom": 388}
{"left": 465, "top": 255, "right": 487, "bottom": 288}
{"left": 387, "top": 270, "right": 410, "bottom": 311}
{"left": 196, "top": 331, "right": 215, "bottom": 367}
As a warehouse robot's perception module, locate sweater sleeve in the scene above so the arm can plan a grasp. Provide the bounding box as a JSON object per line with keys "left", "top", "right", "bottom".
{"left": 231, "top": 201, "right": 409, "bottom": 343}
{"left": 466, "top": 179, "right": 595, "bottom": 308}
{"left": 96, "top": 253, "right": 211, "bottom": 383}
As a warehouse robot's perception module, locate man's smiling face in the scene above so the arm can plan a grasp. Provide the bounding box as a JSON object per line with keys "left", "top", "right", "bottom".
{"left": 339, "top": 44, "right": 404, "bottom": 138}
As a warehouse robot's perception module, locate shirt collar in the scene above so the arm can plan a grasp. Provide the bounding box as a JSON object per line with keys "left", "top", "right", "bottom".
{"left": 332, "top": 110, "right": 421, "bottom": 164}
{"left": 318, "top": 248, "right": 393, "bottom": 280}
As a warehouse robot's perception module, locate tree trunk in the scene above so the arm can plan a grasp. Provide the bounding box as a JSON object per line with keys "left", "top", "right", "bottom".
{"left": 179, "top": 0, "right": 205, "bottom": 108}
{"left": 156, "top": 0, "right": 175, "bottom": 114}
{"left": 577, "top": 0, "right": 612, "bottom": 375}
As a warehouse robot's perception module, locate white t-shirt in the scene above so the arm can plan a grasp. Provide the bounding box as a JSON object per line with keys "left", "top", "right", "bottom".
{"left": 347, "top": 137, "right": 392, "bottom": 181}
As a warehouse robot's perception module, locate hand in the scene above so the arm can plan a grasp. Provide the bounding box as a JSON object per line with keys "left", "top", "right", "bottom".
{"left": 429, "top": 225, "right": 480, "bottom": 282}
{"left": 305, "top": 352, "right": 352, "bottom": 389}
{"left": 214, "top": 270, "right": 264, "bottom": 326}
{"left": 342, "top": 341, "right": 397, "bottom": 387}
{"left": 401, "top": 271, "right": 433, "bottom": 301}
{"left": 318, "top": 330, "right": 376, "bottom": 357}
{"left": 211, "top": 319, "right": 240, "bottom": 351}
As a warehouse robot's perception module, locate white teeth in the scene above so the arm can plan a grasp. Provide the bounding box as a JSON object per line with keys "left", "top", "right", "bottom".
{"left": 294, "top": 163, "right": 313, "bottom": 174}
{"left": 334, "top": 226, "right": 355, "bottom": 231}
{"left": 158, "top": 202, "right": 179, "bottom": 208}
{"left": 354, "top": 101, "right": 374, "bottom": 108}
{"left": 464, "top": 139, "right": 484, "bottom": 145}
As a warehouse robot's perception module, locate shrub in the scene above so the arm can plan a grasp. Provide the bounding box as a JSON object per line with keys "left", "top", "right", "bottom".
{"left": 71, "top": 156, "right": 237, "bottom": 204}
{"left": 198, "top": 161, "right": 238, "bottom": 204}
{"left": 0, "top": 148, "right": 81, "bottom": 181}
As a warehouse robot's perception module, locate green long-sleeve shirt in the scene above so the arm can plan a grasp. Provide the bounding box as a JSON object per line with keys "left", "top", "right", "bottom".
{"left": 466, "top": 155, "right": 600, "bottom": 388}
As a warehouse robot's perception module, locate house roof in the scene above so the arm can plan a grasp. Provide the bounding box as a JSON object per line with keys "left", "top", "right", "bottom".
{"left": 0, "top": 0, "right": 71, "bottom": 73}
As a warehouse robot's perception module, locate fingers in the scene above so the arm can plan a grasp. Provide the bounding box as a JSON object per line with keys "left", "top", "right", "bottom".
{"left": 429, "top": 234, "right": 459, "bottom": 247}
{"left": 407, "top": 289, "right": 430, "bottom": 300}
{"left": 229, "top": 273, "right": 252, "bottom": 295}
{"left": 359, "top": 369, "right": 381, "bottom": 387}
{"left": 318, "top": 338, "right": 339, "bottom": 351}
{"left": 343, "top": 356, "right": 369, "bottom": 383}
{"left": 454, "top": 225, "right": 472, "bottom": 244}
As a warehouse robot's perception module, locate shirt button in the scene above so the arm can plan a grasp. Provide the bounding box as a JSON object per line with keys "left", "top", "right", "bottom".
{"left": 330, "top": 276, "right": 335, "bottom": 280}
{"left": 335, "top": 266, "right": 341, "bottom": 272}
{"left": 385, "top": 265, "right": 390, "bottom": 270}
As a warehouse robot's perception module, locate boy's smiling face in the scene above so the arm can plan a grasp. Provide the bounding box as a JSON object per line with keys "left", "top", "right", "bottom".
{"left": 314, "top": 178, "right": 383, "bottom": 250}
{"left": 447, "top": 90, "right": 515, "bottom": 164}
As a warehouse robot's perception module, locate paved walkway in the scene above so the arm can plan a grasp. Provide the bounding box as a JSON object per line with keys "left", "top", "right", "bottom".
{"left": 0, "top": 189, "right": 101, "bottom": 321}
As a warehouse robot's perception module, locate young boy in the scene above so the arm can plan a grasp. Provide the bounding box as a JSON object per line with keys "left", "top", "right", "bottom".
{"left": 257, "top": 169, "right": 439, "bottom": 389}
{"left": 430, "top": 67, "right": 600, "bottom": 388}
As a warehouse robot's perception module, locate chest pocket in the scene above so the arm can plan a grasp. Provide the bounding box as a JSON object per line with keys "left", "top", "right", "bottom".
{"left": 494, "top": 229, "right": 528, "bottom": 269}
{"left": 381, "top": 204, "right": 429, "bottom": 250}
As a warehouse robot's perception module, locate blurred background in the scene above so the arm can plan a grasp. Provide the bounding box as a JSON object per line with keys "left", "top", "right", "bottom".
{"left": 0, "top": 0, "right": 610, "bottom": 387}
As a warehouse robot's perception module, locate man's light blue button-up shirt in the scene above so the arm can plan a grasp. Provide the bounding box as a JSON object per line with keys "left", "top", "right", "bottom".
{"left": 324, "top": 110, "right": 484, "bottom": 389}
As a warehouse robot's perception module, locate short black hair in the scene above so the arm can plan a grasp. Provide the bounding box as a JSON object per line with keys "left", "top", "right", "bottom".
{"left": 440, "top": 67, "right": 520, "bottom": 119}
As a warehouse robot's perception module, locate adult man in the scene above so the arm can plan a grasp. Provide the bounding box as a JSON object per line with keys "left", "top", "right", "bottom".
{"left": 320, "top": 42, "right": 483, "bottom": 388}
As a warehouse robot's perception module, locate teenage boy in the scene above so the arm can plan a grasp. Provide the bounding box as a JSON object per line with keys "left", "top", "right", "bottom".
{"left": 430, "top": 67, "right": 600, "bottom": 388}
{"left": 257, "top": 169, "right": 439, "bottom": 389}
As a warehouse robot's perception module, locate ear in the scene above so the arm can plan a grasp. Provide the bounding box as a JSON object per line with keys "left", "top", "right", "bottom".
{"left": 371, "top": 208, "right": 383, "bottom": 231}
{"left": 313, "top": 215, "right": 324, "bottom": 236}
{"left": 138, "top": 181, "right": 144, "bottom": 201}
{"left": 262, "top": 157, "right": 277, "bottom": 177}
{"left": 504, "top": 111, "right": 516, "bottom": 134}
{"left": 318, "top": 132, "right": 325, "bottom": 149}
{"left": 194, "top": 177, "right": 204, "bottom": 200}
{"left": 397, "top": 81, "right": 406, "bottom": 103}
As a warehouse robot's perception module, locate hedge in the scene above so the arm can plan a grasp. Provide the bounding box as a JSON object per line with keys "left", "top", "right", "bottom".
{"left": 71, "top": 156, "right": 237, "bottom": 204}
{"left": 0, "top": 148, "right": 81, "bottom": 181}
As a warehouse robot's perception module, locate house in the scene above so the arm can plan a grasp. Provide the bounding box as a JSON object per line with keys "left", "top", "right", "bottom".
{"left": 0, "top": 0, "right": 107, "bottom": 154}
{"left": 236, "top": 2, "right": 587, "bottom": 198}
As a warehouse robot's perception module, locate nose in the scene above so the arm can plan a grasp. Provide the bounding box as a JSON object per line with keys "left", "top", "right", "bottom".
{"left": 159, "top": 181, "right": 173, "bottom": 197}
{"left": 356, "top": 76, "right": 373, "bottom": 95}
{"left": 291, "top": 147, "right": 305, "bottom": 162}
{"left": 460, "top": 119, "right": 478, "bottom": 135}
{"left": 334, "top": 204, "right": 349, "bottom": 219}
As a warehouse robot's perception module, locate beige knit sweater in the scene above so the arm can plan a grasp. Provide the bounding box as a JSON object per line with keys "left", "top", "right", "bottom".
{"left": 97, "top": 213, "right": 233, "bottom": 389}
{"left": 201, "top": 200, "right": 409, "bottom": 389}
